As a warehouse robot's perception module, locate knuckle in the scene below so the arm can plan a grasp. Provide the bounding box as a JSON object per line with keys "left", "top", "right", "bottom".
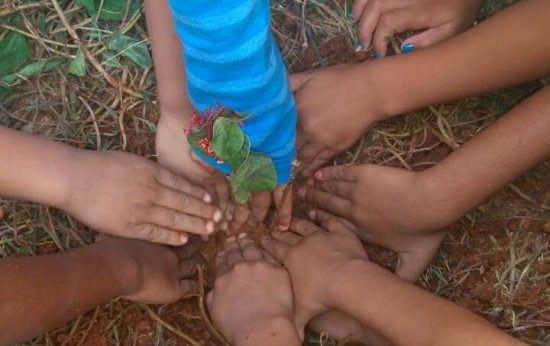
{"left": 177, "top": 193, "right": 191, "bottom": 210}
{"left": 166, "top": 209, "right": 179, "bottom": 228}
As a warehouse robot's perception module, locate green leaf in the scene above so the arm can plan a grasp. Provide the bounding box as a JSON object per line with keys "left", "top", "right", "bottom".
{"left": 0, "top": 32, "right": 30, "bottom": 75}
{"left": 1, "top": 59, "right": 63, "bottom": 84}
{"left": 108, "top": 31, "right": 152, "bottom": 69}
{"left": 228, "top": 152, "right": 277, "bottom": 203}
{"left": 211, "top": 117, "right": 245, "bottom": 160}
{"left": 76, "top": 0, "right": 140, "bottom": 20}
{"left": 102, "top": 50, "right": 122, "bottom": 68}
{"left": 226, "top": 135, "right": 250, "bottom": 170}
{"left": 68, "top": 49, "right": 87, "bottom": 76}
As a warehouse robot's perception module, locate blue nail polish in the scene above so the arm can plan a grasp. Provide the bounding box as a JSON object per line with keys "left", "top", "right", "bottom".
{"left": 401, "top": 43, "right": 416, "bottom": 54}
{"left": 347, "top": 10, "right": 355, "bottom": 21}
{"left": 372, "top": 51, "right": 380, "bottom": 59}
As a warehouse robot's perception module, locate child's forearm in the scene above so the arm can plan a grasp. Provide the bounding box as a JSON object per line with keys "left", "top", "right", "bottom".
{"left": 358, "top": 0, "right": 550, "bottom": 119}
{"left": 0, "top": 126, "right": 75, "bottom": 208}
{"left": 422, "top": 85, "right": 550, "bottom": 220}
{"left": 144, "top": 0, "right": 193, "bottom": 119}
{"left": 329, "top": 260, "right": 521, "bottom": 346}
{"left": 0, "top": 241, "right": 133, "bottom": 345}
{"left": 234, "top": 316, "right": 301, "bottom": 346}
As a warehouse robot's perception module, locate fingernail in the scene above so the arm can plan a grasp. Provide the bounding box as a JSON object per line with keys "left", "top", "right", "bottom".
{"left": 180, "top": 233, "right": 189, "bottom": 244}
{"left": 314, "top": 171, "right": 323, "bottom": 180}
{"left": 298, "top": 186, "right": 307, "bottom": 197}
{"left": 213, "top": 210, "right": 222, "bottom": 223}
{"left": 221, "top": 221, "right": 228, "bottom": 231}
{"left": 401, "top": 43, "right": 415, "bottom": 54}
{"left": 226, "top": 236, "right": 236, "bottom": 243}
{"left": 238, "top": 232, "right": 247, "bottom": 240}
{"left": 347, "top": 9, "right": 355, "bottom": 21}
{"left": 226, "top": 209, "right": 233, "bottom": 221}
{"left": 306, "top": 177, "right": 315, "bottom": 186}
{"left": 203, "top": 193, "right": 212, "bottom": 204}
{"left": 355, "top": 41, "right": 365, "bottom": 52}
{"left": 372, "top": 51, "right": 380, "bottom": 59}
{"left": 206, "top": 221, "right": 215, "bottom": 234}
{"left": 278, "top": 225, "right": 289, "bottom": 231}
{"left": 308, "top": 209, "right": 316, "bottom": 220}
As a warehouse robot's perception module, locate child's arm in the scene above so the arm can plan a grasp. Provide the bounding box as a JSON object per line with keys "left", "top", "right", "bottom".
{"left": 299, "top": 83, "right": 550, "bottom": 281}
{"left": 0, "top": 237, "right": 201, "bottom": 345}
{"left": 262, "top": 218, "right": 522, "bottom": 346}
{"left": 144, "top": 0, "right": 232, "bottom": 217}
{"left": 294, "top": 0, "right": 550, "bottom": 176}
{"left": 0, "top": 126, "right": 221, "bottom": 245}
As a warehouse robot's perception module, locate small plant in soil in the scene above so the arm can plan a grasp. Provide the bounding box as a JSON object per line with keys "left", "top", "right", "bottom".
{"left": 184, "top": 106, "right": 277, "bottom": 204}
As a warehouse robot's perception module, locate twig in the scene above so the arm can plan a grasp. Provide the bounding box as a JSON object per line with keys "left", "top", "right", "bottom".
{"left": 0, "top": 1, "right": 49, "bottom": 17}
{"left": 142, "top": 305, "right": 201, "bottom": 346}
{"left": 269, "top": 160, "right": 300, "bottom": 231}
{"left": 76, "top": 306, "right": 100, "bottom": 346}
{"left": 197, "top": 264, "right": 232, "bottom": 346}
{"left": 508, "top": 184, "right": 550, "bottom": 211}
{"left": 78, "top": 96, "right": 102, "bottom": 151}
{"left": 49, "top": 0, "right": 142, "bottom": 99}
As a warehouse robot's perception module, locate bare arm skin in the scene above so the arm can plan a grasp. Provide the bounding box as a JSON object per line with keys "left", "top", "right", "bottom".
{"left": 0, "top": 126, "right": 221, "bottom": 245}
{"left": 262, "top": 218, "right": 523, "bottom": 346}
{"left": 0, "top": 237, "right": 201, "bottom": 345}
{"left": 293, "top": 0, "right": 550, "bottom": 176}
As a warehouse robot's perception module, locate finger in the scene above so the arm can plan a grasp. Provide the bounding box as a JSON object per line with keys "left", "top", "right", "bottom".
{"left": 262, "top": 249, "right": 280, "bottom": 265}
{"left": 372, "top": 9, "right": 429, "bottom": 57}
{"left": 206, "top": 291, "right": 214, "bottom": 310}
{"left": 133, "top": 223, "right": 189, "bottom": 246}
{"left": 175, "top": 235, "right": 204, "bottom": 259}
{"left": 156, "top": 188, "right": 222, "bottom": 223}
{"left": 352, "top": 0, "right": 369, "bottom": 21}
{"left": 215, "top": 251, "right": 229, "bottom": 276}
{"left": 314, "top": 180, "right": 355, "bottom": 200}
{"left": 315, "top": 165, "right": 358, "bottom": 183}
{"left": 156, "top": 168, "right": 212, "bottom": 202}
{"left": 239, "top": 236, "right": 263, "bottom": 261}
{"left": 273, "top": 186, "right": 292, "bottom": 231}
{"left": 229, "top": 202, "right": 250, "bottom": 235}
{"left": 356, "top": 0, "right": 406, "bottom": 48}
{"left": 403, "top": 24, "right": 457, "bottom": 51}
{"left": 289, "top": 217, "right": 322, "bottom": 236}
{"left": 293, "top": 305, "right": 310, "bottom": 342}
{"left": 251, "top": 191, "right": 271, "bottom": 223}
{"left": 224, "top": 236, "right": 245, "bottom": 267}
{"left": 301, "top": 149, "right": 334, "bottom": 178}
{"left": 213, "top": 178, "right": 231, "bottom": 217}
{"left": 395, "top": 234, "right": 445, "bottom": 283}
{"left": 298, "top": 143, "right": 322, "bottom": 175}
{"left": 179, "top": 258, "right": 199, "bottom": 277}
{"left": 297, "top": 186, "right": 353, "bottom": 220}
{"left": 148, "top": 206, "right": 216, "bottom": 236}
{"left": 309, "top": 209, "right": 358, "bottom": 234}
{"left": 179, "top": 279, "right": 199, "bottom": 296}
{"left": 272, "top": 230, "right": 301, "bottom": 245}
{"left": 260, "top": 237, "right": 290, "bottom": 263}
{"left": 289, "top": 71, "right": 312, "bottom": 92}
{"left": 322, "top": 217, "right": 355, "bottom": 234}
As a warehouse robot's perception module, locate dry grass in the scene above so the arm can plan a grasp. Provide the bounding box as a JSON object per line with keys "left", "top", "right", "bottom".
{"left": 0, "top": 0, "right": 548, "bottom": 345}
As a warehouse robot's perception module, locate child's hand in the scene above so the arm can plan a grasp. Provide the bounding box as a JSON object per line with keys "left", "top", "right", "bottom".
{"left": 156, "top": 114, "right": 232, "bottom": 221}
{"left": 290, "top": 65, "right": 386, "bottom": 177}
{"left": 261, "top": 217, "right": 368, "bottom": 337}
{"left": 208, "top": 236, "right": 299, "bottom": 344}
{"left": 61, "top": 150, "right": 222, "bottom": 245}
{"left": 98, "top": 235, "right": 203, "bottom": 304}
{"left": 298, "top": 164, "right": 449, "bottom": 282}
{"left": 353, "top": 0, "right": 483, "bottom": 57}
{"left": 230, "top": 186, "right": 293, "bottom": 234}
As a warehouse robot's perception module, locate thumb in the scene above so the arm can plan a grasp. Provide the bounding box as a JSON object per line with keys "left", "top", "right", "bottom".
{"left": 288, "top": 71, "right": 312, "bottom": 92}
{"left": 402, "top": 24, "right": 457, "bottom": 51}
{"left": 395, "top": 234, "right": 445, "bottom": 282}
{"left": 190, "top": 151, "right": 217, "bottom": 175}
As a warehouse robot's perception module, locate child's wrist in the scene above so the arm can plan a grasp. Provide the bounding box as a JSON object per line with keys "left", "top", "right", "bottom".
{"left": 232, "top": 314, "right": 299, "bottom": 346}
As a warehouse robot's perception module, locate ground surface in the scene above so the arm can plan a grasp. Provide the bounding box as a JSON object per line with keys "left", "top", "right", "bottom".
{"left": 0, "top": 0, "right": 548, "bottom": 345}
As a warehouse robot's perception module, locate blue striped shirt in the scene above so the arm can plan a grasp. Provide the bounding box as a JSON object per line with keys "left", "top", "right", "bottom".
{"left": 168, "top": 0, "right": 297, "bottom": 184}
